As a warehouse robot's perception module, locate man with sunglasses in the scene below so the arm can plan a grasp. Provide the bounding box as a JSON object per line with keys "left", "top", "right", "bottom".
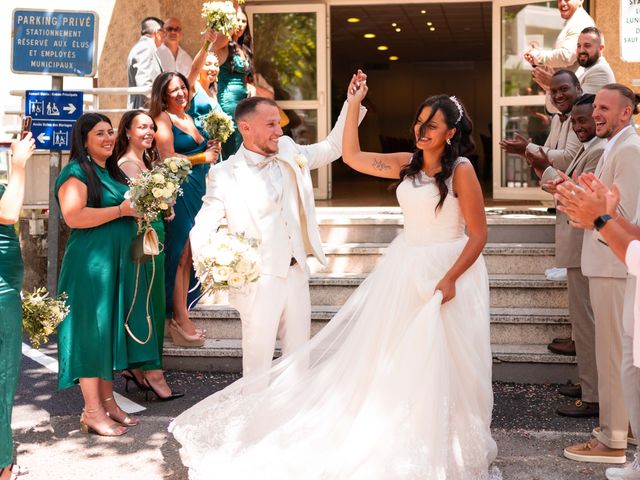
{"left": 156, "top": 17, "right": 193, "bottom": 77}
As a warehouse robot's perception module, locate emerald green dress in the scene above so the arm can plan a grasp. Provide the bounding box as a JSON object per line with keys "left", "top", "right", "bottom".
{"left": 218, "top": 53, "right": 250, "bottom": 159}
{"left": 0, "top": 185, "right": 23, "bottom": 467}
{"left": 55, "top": 161, "right": 159, "bottom": 390}
{"left": 142, "top": 215, "right": 165, "bottom": 371}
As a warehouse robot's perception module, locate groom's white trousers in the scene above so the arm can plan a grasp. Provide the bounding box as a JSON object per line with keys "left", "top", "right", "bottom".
{"left": 234, "top": 263, "right": 311, "bottom": 377}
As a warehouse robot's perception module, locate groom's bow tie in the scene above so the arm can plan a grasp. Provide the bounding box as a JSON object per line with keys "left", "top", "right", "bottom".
{"left": 256, "top": 155, "right": 280, "bottom": 169}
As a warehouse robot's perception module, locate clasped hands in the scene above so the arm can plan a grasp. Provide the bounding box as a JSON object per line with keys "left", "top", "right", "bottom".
{"left": 553, "top": 172, "right": 620, "bottom": 230}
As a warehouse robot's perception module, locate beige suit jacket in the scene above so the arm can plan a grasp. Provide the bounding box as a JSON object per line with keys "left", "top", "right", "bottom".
{"left": 541, "top": 137, "right": 606, "bottom": 267}
{"left": 526, "top": 114, "right": 582, "bottom": 171}
{"left": 582, "top": 128, "right": 640, "bottom": 278}
{"left": 576, "top": 57, "right": 616, "bottom": 95}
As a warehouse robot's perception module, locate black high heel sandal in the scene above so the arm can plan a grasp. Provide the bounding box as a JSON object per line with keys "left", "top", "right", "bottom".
{"left": 145, "top": 379, "right": 185, "bottom": 402}
{"left": 121, "top": 369, "right": 150, "bottom": 393}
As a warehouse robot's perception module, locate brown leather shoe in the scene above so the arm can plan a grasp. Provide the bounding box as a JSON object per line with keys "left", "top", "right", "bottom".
{"left": 564, "top": 438, "right": 626, "bottom": 464}
{"left": 552, "top": 337, "right": 572, "bottom": 344}
{"left": 548, "top": 339, "right": 576, "bottom": 356}
{"left": 558, "top": 382, "right": 582, "bottom": 398}
{"left": 557, "top": 399, "right": 599, "bottom": 418}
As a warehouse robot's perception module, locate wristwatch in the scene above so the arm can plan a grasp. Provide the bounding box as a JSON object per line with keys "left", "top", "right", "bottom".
{"left": 593, "top": 214, "right": 613, "bottom": 231}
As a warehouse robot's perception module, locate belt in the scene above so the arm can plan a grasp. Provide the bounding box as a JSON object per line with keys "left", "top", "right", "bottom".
{"left": 290, "top": 257, "right": 297, "bottom": 266}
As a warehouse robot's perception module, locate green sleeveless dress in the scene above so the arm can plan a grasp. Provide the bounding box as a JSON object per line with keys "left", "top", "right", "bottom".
{"left": 164, "top": 122, "right": 209, "bottom": 315}
{"left": 187, "top": 82, "right": 223, "bottom": 129}
{"left": 0, "top": 185, "right": 23, "bottom": 466}
{"left": 217, "top": 53, "right": 249, "bottom": 159}
{"left": 55, "top": 161, "right": 159, "bottom": 390}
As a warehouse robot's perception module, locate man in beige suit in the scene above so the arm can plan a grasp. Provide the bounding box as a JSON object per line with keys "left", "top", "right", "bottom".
{"left": 535, "top": 94, "right": 604, "bottom": 418}
{"left": 575, "top": 27, "right": 615, "bottom": 95}
{"left": 562, "top": 84, "right": 640, "bottom": 464}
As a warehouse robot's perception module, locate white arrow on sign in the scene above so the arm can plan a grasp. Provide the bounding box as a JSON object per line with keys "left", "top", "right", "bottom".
{"left": 63, "top": 103, "right": 76, "bottom": 115}
{"left": 37, "top": 132, "right": 50, "bottom": 143}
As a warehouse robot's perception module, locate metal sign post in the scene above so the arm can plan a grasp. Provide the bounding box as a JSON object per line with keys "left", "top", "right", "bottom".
{"left": 47, "top": 78, "right": 63, "bottom": 295}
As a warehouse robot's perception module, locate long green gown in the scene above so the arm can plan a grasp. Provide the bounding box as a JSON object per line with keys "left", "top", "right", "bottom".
{"left": 164, "top": 122, "right": 209, "bottom": 316}
{"left": 142, "top": 217, "right": 165, "bottom": 371}
{"left": 0, "top": 185, "right": 23, "bottom": 467}
{"left": 55, "top": 161, "right": 159, "bottom": 390}
{"left": 217, "top": 53, "right": 250, "bottom": 159}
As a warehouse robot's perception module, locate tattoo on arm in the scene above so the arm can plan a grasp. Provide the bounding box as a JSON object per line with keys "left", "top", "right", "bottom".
{"left": 372, "top": 158, "right": 391, "bottom": 171}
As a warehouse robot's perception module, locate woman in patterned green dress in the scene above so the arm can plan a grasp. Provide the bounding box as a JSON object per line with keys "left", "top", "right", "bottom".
{"left": 114, "top": 110, "right": 183, "bottom": 401}
{"left": 0, "top": 134, "right": 34, "bottom": 480}
{"left": 56, "top": 113, "right": 159, "bottom": 435}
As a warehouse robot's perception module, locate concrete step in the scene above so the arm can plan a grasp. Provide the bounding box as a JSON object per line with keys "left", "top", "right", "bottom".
{"left": 181, "top": 305, "right": 570, "bottom": 345}
{"left": 162, "top": 339, "right": 576, "bottom": 384}
{"left": 309, "top": 242, "right": 555, "bottom": 275}
{"left": 316, "top": 207, "right": 555, "bottom": 244}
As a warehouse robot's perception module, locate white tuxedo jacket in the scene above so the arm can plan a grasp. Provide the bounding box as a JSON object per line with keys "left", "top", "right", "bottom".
{"left": 190, "top": 101, "right": 366, "bottom": 279}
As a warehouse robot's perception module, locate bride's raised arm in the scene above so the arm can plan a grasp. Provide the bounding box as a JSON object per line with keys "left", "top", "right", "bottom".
{"left": 342, "top": 70, "right": 412, "bottom": 179}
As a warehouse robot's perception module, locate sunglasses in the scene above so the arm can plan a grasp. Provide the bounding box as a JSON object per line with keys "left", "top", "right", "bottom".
{"left": 165, "top": 27, "right": 182, "bottom": 32}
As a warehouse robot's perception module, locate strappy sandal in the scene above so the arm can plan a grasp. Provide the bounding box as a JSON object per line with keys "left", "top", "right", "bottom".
{"left": 102, "top": 397, "right": 140, "bottom": 426}
{"left": 121, "top": 368, "right": 150, "bottom": 392}
{"left": 0, "top": 464, "right": 28, "bottom": 479}
{"left": 79, "top": 407, "right": 129, "bottom": 436}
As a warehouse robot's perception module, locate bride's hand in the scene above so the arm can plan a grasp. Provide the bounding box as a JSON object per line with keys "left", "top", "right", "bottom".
{"left": 347, "top": 69, "right": 368, "bottom": 103}
{"left": 434, "top": 276, "right": 456, "bottom": 304}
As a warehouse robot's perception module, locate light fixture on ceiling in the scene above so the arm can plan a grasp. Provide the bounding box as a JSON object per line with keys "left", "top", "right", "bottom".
{"left": 427, "top": 21, "right": 433, "bottom": 26}
{"left": 391, "top": 22, "right": 397, "bottom": 27}
{"left": 347, "top": 17, "right": 360, "bottom": 23}
{"left": 389, "top": 55, "right": 399, "bottom": 61}
{"left": 363, "top": 33, "right": 376, "bottom": 39}
{"left": 395, "top": 27, "right": 401, "bottom": 32}
{"left": 377, "top": 45, "right": 389, "bottom": 51}
{"left": 429, "top": 27, "right": 436, "bottom": 32}
{"left": 420, "top": 9, "right": 427, "bottom": 14}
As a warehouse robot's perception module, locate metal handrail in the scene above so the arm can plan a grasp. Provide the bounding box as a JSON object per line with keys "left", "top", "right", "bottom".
{"left": 9, "top": 86, "right": 151, "bottom": 96}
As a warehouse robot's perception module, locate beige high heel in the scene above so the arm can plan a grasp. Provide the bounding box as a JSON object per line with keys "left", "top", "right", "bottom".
{"left": 79, "top": 407, "right": 128, "bottom": 436}
{"left": 169, "top": 319, "right": 205, "bottom": 347}
{"left": 102, "top": 396, "right": 140, "bottom": 426}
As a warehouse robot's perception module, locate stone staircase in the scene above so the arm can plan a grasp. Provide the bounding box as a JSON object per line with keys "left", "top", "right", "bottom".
{"left": 164, "top": 207, "right": 576, "bottom": 383}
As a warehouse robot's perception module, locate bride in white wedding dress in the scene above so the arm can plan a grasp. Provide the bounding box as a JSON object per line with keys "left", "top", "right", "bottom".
{"left": 170, "top": 71, "right": 499, "bottom": 479}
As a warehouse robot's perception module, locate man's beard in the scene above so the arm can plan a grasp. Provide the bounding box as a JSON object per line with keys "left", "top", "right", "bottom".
{"left": 578, "top": 53, "right": 599, "bottom": 68}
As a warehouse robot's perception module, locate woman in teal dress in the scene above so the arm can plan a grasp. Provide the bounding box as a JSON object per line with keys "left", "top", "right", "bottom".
{"left": 114, "top": 109, "right": 184, "bottom": 401}
{"left": 0, "top": 134, "right": 34, "bottom": 480}
{"left": 212, "top": 6, "right": 254, "bottom": 159}
{"left": 56, "top": 113, "right": 159, "bottom": 436}
{"left": 151, "top": 72, "right": 220, "bottom": 348}
{"left": 186, "top": 33, "right": 223, "bottom": 128}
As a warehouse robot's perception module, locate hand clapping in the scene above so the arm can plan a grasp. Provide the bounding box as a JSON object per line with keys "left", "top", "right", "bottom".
{"left": 555, "top": 173, "right": 620, "bottom": 230}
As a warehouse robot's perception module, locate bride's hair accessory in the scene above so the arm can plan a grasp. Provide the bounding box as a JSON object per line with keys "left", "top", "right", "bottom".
{"left": 449, "top": 96, "right": 464, "bottom": 124}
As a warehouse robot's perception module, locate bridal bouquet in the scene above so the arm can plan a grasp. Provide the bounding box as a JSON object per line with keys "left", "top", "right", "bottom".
{"left": 22, "top": 287, "right": 69, "bottom": 349}
{"left": 126, "top": 158, "right": 192, "bottom": 223}
{"left": 193, "top": 231, "right": 260, "bottom": 293}
{"left": 202, "top": 1, "right": 240, "bottom": 44}
{"left": 202, "top": 110, "right": 236, "bottom": 144}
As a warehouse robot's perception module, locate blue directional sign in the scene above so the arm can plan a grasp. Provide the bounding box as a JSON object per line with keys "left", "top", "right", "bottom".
{"left": 26, "top": 90, "right": 83, "bottom": 151}
{"left": 11, "top": 9, "right": 98, "bottom": 77}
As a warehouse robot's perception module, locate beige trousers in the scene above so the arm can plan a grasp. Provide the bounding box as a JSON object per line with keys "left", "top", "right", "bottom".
{"left": 567, "top": 268, "right": 598, "bottom": 402}
{"left": 589, "top": 277, "right": 629, "bottom": 449}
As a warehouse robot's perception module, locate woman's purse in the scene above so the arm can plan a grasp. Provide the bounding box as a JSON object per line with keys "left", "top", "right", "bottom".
{"left": 131, "top": 225, "right": 160, "bottom": 264}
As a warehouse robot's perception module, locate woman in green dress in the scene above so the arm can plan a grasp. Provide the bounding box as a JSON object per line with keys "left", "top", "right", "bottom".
{"left": 186, "top": 31, "right": 223, "bottom": 128}
{"left": 151, "top": 72, "right": 220, "bottom": 348}
{"left": 114, "top": 110, "right": 184, "bottom": 401}
{"left": 0, "top": 134, "right": 35, "bottom": 480}
{"left": 56, "top": 113, "right": 160, "bottom": 435}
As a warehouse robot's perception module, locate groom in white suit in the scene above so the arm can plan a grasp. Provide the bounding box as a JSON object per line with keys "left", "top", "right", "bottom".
{"left": 190, "top": 78, "right": 366, "bottom": 376}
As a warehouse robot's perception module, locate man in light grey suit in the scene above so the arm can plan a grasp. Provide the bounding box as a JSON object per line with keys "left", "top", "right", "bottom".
{"left": 535, "top": 94, "right": 604, "bottom": 417}
{"left": 575, "top": 27, "right": 615, "bottom": 95}
{"left": 127, "top": 17, "right": 164, "bottom": 109}
{"left": 563, "top": 84, "right": 640, "bottom": 464}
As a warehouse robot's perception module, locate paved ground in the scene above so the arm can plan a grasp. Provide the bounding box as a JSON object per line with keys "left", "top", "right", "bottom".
{"left": 11, "top": 344, "right": 633, "bottom": 479}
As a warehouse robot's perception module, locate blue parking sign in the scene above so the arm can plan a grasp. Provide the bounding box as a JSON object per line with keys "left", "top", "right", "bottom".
{"left": 26, "top": 90, "right": 83, "bottom": 150}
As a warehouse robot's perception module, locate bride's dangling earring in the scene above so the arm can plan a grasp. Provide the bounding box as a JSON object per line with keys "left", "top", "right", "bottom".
{"left": 446, "top": 138, "right": 451, "bottom": 145}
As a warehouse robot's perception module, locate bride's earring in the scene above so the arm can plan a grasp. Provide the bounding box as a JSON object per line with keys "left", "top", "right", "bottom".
{"left": 446, "top": 138, "right": 452, "bottom": 145}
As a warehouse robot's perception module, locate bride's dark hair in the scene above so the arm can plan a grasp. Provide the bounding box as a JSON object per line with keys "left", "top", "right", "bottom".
{"left": 399, "top": 95, "right": 474, "bottom": 212}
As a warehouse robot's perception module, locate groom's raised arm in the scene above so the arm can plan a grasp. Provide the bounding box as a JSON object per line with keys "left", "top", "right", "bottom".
{"left": 190, "top": 169, "right": 226, "bottom": 256}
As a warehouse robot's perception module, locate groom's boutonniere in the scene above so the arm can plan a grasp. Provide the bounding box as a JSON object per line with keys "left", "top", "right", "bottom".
{"left": 294, "top": 154, "right": 308, "bottom": 169}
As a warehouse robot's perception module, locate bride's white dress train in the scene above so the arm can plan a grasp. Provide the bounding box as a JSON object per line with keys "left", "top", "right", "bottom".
{"left": 171, "top": 158, "right": 499, "bottom": 479}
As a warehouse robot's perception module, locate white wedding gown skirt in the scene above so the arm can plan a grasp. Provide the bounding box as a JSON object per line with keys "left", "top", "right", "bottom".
{"left": 171, "top": 163, "right": 498, "bottom": 479}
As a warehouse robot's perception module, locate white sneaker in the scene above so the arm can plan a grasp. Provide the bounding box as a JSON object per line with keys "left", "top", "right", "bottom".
{"left": 607, "top": 452, "right": 640, "bottom": 479}
{"left": 545, "top": 267, "right": 568, "bottom": 281}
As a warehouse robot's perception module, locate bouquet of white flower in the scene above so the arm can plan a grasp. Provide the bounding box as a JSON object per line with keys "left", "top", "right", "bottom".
{"left": 202, "top": 1, "right": 240, "bottom": 45}
{"left": 202, "top": 110, "right": 236, "bottom": 144}
{"left": 126, "top": 157, "right": 191, "bottom": 224}
{"left": 193, "top": 231, "right": 261, "bottom": 293}
{"left": 22, "top": 287, "right": 69, "bottom": 349}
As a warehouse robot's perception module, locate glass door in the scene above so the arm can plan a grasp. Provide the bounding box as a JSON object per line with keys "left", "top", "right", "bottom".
{"left": 492, "top": 0, "right": 564, "bottom": 200}
{"left": 246, "top": 4, "right": 330, "bottom": 199}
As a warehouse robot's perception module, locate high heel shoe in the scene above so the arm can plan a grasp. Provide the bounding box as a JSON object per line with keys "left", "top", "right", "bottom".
{"left": 79, "top": 407, "right": 128, "bottom": 436}
{"left": 122, "top": 368, "right": 150, "bottom": 393}
{"left": 0, "top": 464, "right": 28, "bottom": 479}
{"left": 102, "top": 396, "right": 140, "bottom": 426}
{"left": 169, "top": 319, "right": 205, "bottom": 347}
{"left": 145, "top": 377, "right": 185, "bottom": 402}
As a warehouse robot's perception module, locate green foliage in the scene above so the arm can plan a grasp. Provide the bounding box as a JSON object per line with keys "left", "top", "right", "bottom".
{"left": 22, "top": 287, "right": 69, "bottom": 349}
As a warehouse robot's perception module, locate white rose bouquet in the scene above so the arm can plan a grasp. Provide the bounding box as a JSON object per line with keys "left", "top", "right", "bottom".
{"left": 202, "top": 110, "right": 236, "bottom": 144}
{"left": 193, "top": 231, "right": 261, "bottom": 293}
{"left": 22, "top": 287, "right": 69, "bottom": 349}
{"left": 202, "top": 1, "right": 241, "bottom": 47}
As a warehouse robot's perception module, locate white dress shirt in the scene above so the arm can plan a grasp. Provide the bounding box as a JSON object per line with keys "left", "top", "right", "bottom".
{"left": 156, "top": 44, "right": 193, "bottom": 77}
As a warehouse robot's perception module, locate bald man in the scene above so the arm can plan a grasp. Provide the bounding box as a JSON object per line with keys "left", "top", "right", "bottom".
{"left": 156, "top": 17, "right": 193, "bottom": 77}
